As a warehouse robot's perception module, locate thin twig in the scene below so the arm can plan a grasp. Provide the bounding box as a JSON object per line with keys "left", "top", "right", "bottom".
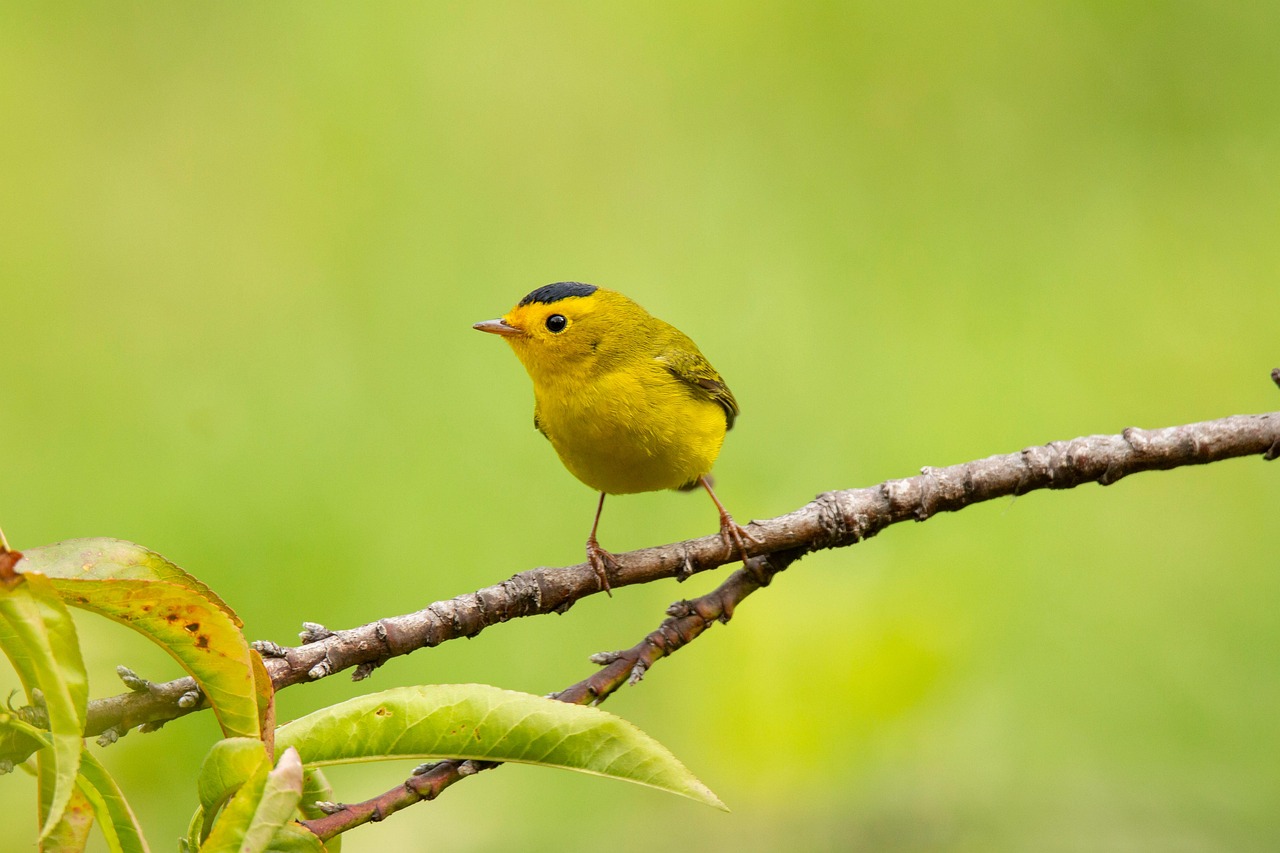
{"left": 298, "top": 548, "right": 803, "bottom": 840}
{"left": 76, "top": 407, "right": 1279, "bottom": 738}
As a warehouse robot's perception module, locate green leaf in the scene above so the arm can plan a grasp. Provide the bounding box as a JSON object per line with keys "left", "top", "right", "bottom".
{"left": 0, "top": 572, "right": 89, "bottom": 838}
{"left": 298, "top": 768, "right": 338, "bottom": 853}
{"left": 18, "top": 538, "right": 240, "bottom": 625}
{"left": 243, "top": 748, "right": 305, "bottom": 853}
{"left": 196, "top": 738, "right": 269, "bottom": 843}
{"left": 0, "top": 711, "right": 48, "bottom": 767}
{"left": 0, "top": 714, "right": 150, "bottom": 853}
{"left": 200, "top": 748, "right": 304, "bottom": 853}
{"left": 199, "top": 755, "right": 269, "bottom": 853}
{"left": 184, "top": 806, "right": 205, "bottom": 853}
{"left": 47, "top": 577, "right": 259, "bottom": 739}
{"left": 275, "top": 684, "right": 726, "bottom": 810}
{"left": 298, "top": 767, "right": 334, "bottom": 821}
{"left": 76, "top": 749, "right": 151, "bottom": 853}
{"left": 264, "top": 823, "right": 325, "bottom": 853}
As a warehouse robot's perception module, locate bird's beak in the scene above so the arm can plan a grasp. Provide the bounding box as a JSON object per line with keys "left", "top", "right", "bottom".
{"left": 473, "top": 318, "right": 523, "bottom": 337}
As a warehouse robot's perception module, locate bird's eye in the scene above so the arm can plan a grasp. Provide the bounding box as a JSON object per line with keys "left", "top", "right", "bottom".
{"left": 545, "top": 314, "right": 567, "bottom": 333}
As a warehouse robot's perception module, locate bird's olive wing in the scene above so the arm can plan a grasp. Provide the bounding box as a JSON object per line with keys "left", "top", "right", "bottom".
{"left": 657, "top": 348, "right": 739, "bottom": 430}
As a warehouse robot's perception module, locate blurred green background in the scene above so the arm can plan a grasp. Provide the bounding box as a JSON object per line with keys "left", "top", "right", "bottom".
{"left": 3, "top": 3, "right": 1278, "bottom": 851}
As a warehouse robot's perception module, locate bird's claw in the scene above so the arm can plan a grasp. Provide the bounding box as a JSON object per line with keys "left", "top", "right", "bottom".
{"left": 586, "top": 538, "right": 619, "bottom": 596}
{"left": 718, "top": 515, "right": 761, "bottom": 565}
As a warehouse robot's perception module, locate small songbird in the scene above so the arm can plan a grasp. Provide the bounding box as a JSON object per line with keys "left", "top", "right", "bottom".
{"left": 474, "top": 282, "right": 754, "bottom": 592}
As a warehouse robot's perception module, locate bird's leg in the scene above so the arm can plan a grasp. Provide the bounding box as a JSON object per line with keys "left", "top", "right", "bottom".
{"left": 700, "top": 475, "right": 760, "bottom": 564}
{"left": 585, "top": 492, "right": 617, "bottom": 596}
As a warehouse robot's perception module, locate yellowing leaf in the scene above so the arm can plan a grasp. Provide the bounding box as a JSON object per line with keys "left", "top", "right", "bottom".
{"left": 15, "top": 540, "right": 259, "bottom": 740}
{"left": 49, "top": 578, "right": 258, "bottom": 739}
{"left": 18, "top": 539, "right": 239, "bottom": 625}
{"left": 251, "top": 650, "right": 276, "bottom": 756}
{"left": 0, "top": 572, "right": 89, "bottom": 838}
{"left": 275, "top": 684, "right": 725, "bottom": 810}
{"left": 42, "top": 781, "right": 95, "bottom": 852}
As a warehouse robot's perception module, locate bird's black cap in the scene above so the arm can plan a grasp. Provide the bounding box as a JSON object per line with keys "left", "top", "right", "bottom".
{"left": 518, "top": 282, "right": 598, "bottom": 306}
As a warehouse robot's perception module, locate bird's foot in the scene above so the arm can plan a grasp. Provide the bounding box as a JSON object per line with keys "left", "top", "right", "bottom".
{"left": 718, "top": 513, "right": 762, "bottom": 565}
{"left": 586, "top": 537, "right": 619, "bottom": 596}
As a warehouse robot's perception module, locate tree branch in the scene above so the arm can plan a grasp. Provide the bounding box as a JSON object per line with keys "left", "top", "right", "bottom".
{"left": 81, "top": 407, "right": 1280, "bottom": 739}
{"left": 297, "top": 547, "right": 803, "bottom": 840}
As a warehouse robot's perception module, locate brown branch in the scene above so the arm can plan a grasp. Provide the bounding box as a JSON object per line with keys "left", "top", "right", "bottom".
{"left": 296, "top": 398, "right": 1280, "bottom": 839}
{"left": 298, "top": 547, "right": 804, "bottom": 840}
{"left": 81, "top": 406, "right": 1280, "bottom": 738}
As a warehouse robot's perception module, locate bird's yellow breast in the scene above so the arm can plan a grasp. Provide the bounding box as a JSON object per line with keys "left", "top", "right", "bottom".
{"left": 533, "top": 357, "right": 727, "bottom": 495}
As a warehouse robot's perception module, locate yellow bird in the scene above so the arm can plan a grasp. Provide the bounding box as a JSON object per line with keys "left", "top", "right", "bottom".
{"left": 474, "top": 282, "right": 754, "bottom": 592}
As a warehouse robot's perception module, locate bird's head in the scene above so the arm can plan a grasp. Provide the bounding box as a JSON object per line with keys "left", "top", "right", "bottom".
{"left": 474, "top": 282, "right": 646, "bottom": 381}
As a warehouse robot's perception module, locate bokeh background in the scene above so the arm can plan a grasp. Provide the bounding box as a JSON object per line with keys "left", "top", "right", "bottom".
{"left": 3, "top": 3, "right": 1278, "bottom": 851}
